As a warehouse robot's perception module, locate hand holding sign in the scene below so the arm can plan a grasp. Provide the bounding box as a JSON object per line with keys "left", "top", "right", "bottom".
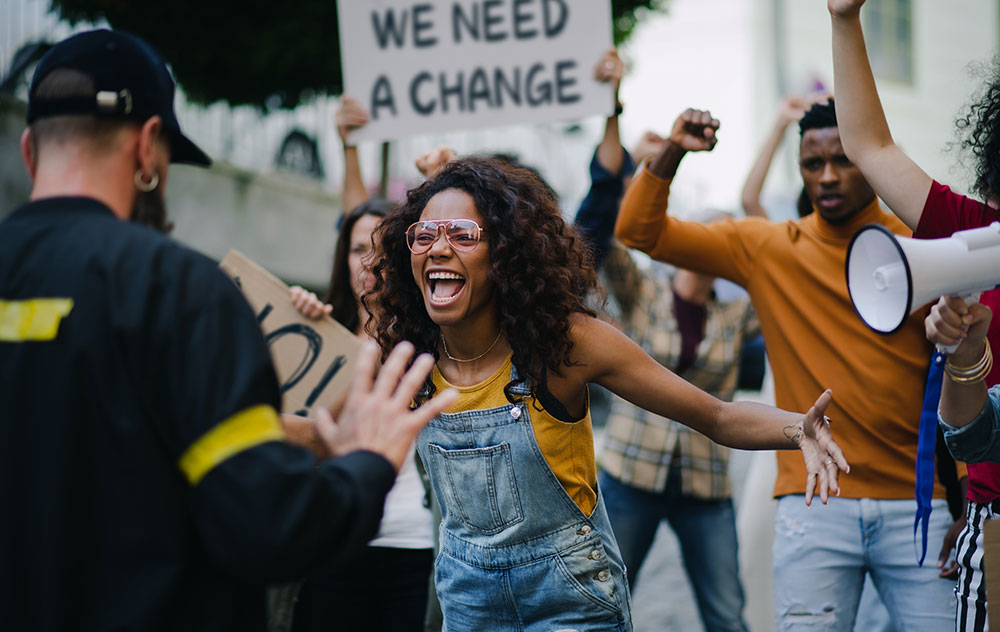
{"left": 593, "top": 48, "right": 624, "bottom": 96}
{"left": 336, "top": 95, "right": 371, "bottom": 147}
{"left": 290, "top": 286, "right": 333, "bottom": 319}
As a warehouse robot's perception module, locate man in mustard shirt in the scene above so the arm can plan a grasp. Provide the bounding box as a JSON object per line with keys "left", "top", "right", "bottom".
{"left": 615, "top": 101, "right": 963, "bottom": 631}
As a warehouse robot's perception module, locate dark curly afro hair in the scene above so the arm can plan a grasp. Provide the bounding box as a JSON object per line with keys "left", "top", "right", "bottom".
{"left": 366, "top": 155, "right": 597, "bottom": 402}
{"left": 956, "top": 58, "right": 1000, "bottom": 204}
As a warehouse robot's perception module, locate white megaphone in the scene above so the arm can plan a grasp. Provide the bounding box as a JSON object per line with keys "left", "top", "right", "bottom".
{"left": 846, "top": 222, "right": 1000, "bottom": 351}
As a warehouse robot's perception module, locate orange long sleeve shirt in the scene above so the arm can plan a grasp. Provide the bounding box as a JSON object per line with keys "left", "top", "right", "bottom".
{"left": 616, "top": 168, "right": 960, "bottom": 499}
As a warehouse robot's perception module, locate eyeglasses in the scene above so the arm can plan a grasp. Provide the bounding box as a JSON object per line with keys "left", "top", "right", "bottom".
{"left": 406, "top": 219, "right": 484, "bottom": 254}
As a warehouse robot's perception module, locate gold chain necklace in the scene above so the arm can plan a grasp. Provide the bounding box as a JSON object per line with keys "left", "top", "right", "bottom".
{"left": 440, "top": 331, "right": 503, "bottom": 363}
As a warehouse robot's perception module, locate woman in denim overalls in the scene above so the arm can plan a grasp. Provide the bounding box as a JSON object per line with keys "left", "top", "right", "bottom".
{"left": 369, "top": 156, "right": 849, "bottom": 631}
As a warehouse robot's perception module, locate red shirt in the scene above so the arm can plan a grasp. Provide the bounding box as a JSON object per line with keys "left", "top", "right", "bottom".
{"left": 916, "top": 181, "right": 1000, "bottom": 503}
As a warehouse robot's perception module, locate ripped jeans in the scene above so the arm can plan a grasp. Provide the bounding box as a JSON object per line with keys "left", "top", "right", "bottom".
{"left": 772, "top": 496, "right": 956, "bottom": 631}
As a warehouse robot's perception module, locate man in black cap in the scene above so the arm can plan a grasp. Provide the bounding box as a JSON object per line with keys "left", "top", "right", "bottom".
{"left": 0, "top": 28, "right": 456, "bottom": 631}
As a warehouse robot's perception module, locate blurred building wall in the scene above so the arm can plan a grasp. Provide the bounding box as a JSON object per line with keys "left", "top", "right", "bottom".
{"left": 750, "top": 0, "right": 999, "bottom": 217}
{"left": 1, "top": 95, "right": 340, "bottom": 289}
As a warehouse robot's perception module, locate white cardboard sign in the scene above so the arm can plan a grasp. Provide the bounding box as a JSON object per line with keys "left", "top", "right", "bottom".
{"left": 337, "top": 0, "right": 614, "bottom": 142}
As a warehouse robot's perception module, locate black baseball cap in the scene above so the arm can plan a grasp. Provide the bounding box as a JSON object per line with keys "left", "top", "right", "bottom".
{"left": 27, "top": 29, "right": 211, "bottom": 167}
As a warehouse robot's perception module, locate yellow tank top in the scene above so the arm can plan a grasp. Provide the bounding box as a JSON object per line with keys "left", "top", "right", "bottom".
{"left": 431, "top": 354, "right": 598, "bottom": 515}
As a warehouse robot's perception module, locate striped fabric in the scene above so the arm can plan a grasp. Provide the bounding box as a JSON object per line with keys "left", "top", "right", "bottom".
{"left": 955, "top": 500, "right": 996, "bottom": 632}
{"left": 598, "top": 242, "right": 759, "bottom": 499}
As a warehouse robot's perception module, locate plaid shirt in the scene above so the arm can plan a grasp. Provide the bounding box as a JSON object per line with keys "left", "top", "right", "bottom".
{"left": 598, "top": 242, "right": 759, "bottom": 499}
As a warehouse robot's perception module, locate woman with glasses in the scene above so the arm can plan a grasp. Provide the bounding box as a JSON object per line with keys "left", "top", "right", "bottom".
{"left": 368, "top": 155, "right": 849, "bottom": 630}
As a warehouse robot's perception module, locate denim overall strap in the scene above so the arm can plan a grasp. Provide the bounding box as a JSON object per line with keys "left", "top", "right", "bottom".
{"left": 914, "top": 351, "right": 944, "bottom": 566}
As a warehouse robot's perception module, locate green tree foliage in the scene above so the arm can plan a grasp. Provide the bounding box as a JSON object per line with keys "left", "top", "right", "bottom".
{"left": 612, "top": 0, "right": 665, "bottom": 45}
{"left": 50, "top": 0, "right": 664, "bottom": 109}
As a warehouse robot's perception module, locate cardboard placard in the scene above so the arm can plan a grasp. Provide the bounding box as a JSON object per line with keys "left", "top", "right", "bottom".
{"left": 337, "top": 0, "right": 614, "bottom": 143}
{"left": 986, "top": 518, "right": 1000, "bottom": 629}
{"left": 219, "top": 250, "right": 361, "bottom": 415}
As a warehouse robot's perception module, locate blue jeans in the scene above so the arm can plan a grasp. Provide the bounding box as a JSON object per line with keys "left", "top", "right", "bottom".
{"left": 773, "top": 495, "right": 956, "bottom": 631}
{"left": 600, "top": 468, "right": 748, "bottom": 632}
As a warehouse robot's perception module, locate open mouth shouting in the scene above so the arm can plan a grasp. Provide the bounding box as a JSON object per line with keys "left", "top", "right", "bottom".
{"left": 427, "top": 270, "right": 467, "bottom": 306}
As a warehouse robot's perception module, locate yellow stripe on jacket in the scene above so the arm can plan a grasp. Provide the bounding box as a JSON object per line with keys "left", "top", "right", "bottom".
{"left": 179, "top": 404, "right": 286, "bottom": 485}
{"left": 0, "top": 298, "right": 74, "bottom": 341}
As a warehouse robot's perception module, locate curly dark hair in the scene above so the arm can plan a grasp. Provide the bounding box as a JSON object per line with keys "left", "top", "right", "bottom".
{"left": 956, "top": 58, "right": 1000, "bottom": 203}
{"left": 324, "top": 198, "right": 394, "bottom": 333}
{"left": 367, "top": 155, "right": 597, "bottom": 402}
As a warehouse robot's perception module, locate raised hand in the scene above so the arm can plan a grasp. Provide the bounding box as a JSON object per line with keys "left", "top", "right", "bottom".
{"left": 290, "top": 285, "right": 332, "bottom": 320}
{"left": 668, "top": 109, "right": 720, "bottom": 153}
{"left": 336, "top": 95, "right": 370, "bottom": 146}
{"left": 828, "top": 0, "right": 867, "bottom": 18}
{"left": 314, "top": 341, "right": 458, "bottom": 472}
{"left": 777, "top": 92, "right": 830, "bottom": 125}
{"left": 632, "top": 131, "right": 667, "bottom": 166}
{"left": 925, "top": 295, "right": 992, "bottom": 357}
{"left": 792, "top": 389, "right": 850, "bottom": 506}
{"left": 415, "top": 146, "right": 456, "bottom": 179}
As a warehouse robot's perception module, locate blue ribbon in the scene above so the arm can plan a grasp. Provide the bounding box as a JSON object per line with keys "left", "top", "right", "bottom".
{"left": 915, "top": 351, "right": 945, "bottom": 566}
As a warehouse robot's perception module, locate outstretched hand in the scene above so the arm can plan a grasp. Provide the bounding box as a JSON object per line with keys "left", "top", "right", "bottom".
{"left": 314, "top": 341, "right": 458, "bottom": 472}
{"left": 828, "top": 0, "right": 867, "bottom": 18}
{"left": 336, "top": 95, "right": 370, "bottom": 145}
{"left": 669, "top": 109, "right": 720, "bottom": 153}
{"left": 794, "top": 389, "right": 850, "bottom": 506}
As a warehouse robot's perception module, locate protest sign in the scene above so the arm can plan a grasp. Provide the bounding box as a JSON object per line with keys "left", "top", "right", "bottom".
{"left": 219, "top": 250, "right": 360, "bottom": 416}
{"left": 337, "top": 0, "right": 614, "bottom": 142}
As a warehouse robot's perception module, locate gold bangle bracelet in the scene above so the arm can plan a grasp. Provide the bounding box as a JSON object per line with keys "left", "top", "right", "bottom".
{"left": 946, "top": 350, "right": 991, "bottom": 379}
{"left": 946, "top": 343, "right": 991, "bottom": 374}
{"left": 947, "top": 350, "right": 993, "bottom": 384}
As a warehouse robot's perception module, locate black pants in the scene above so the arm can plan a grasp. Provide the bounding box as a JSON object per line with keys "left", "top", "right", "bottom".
{"left": 292, "top": 546, "right": 434, "bottom": 632}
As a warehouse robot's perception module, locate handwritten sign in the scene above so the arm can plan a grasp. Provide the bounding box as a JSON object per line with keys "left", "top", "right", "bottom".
{"left": 337, "top": 0, "right": 614, "bottom": 142}
{"left": 219, "top": 250, "right": 361, "bottom": 416}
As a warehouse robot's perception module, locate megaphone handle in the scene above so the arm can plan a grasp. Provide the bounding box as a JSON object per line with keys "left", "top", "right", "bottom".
{"left": 935, "top": 292, "right": 983, "bottom": 355}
